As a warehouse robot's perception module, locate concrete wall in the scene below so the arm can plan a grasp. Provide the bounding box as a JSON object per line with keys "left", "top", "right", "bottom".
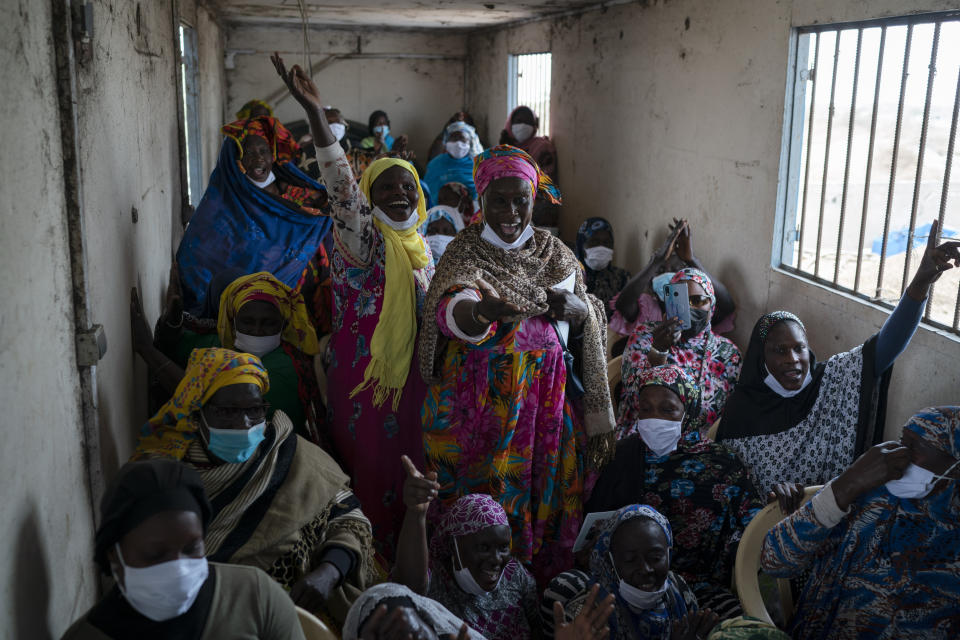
{"left": 225, "top": 25, "right": 469, "bottom": 163}
{"left": 0, "top": 0, "right": 225, "bottom": 636}
{"left": 466, "top": 0, "right": 960, "bottom": 434}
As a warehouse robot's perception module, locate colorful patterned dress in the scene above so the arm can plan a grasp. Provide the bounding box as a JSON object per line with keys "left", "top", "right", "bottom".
{"left": 316, "top": 142, "right": 433, "bottom": 561}
{"left": 423, "top": 285, "right": 586, "bottom": 585}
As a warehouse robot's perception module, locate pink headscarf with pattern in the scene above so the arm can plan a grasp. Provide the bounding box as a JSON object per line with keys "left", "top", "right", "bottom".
{"left": 429, "top": 494, "right": 509, "bottom": 562}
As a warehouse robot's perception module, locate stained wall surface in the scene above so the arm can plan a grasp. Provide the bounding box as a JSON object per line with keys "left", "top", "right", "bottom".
{"left": 466, "top": 0, "right": 960, "bottom": 433}
{"left": 225, "top": 25, "right": 469, "bottom": 162}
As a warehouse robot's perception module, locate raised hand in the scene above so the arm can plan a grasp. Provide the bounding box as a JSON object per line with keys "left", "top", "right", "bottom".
{"left": 546, "top": 288, "right": 589, "bottom": 328}
{"left": 271, "top": 52, "right": 324, "bottom": 112}
{"left": 401, "top": 454, "right": 439, "bottom": 515}
{"left": 553, "top": 584, "right": 615, "bottom": 640}
{"left": 907, "top": 219, "right": 960, "bottom": 299}
{"left": 673, "top": 219, "right": 694, "bottom": 263}
{"left": 651, "top": 317, "right": 683, "bottom": 352}
{"left": 832, "top": 441, "right": 911, "bottom": 510}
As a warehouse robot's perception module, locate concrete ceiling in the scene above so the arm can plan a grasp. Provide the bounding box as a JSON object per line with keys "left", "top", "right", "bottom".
{"left": 212, "top": 0, "right": 608, "bottom": 29}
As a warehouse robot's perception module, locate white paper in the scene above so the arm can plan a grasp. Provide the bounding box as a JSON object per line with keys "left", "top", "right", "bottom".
{"left": 573, "top": 510, "right": 618, "bottom": 552}
{"left": 552, "top": 271, "right": 577, "bottom": 344}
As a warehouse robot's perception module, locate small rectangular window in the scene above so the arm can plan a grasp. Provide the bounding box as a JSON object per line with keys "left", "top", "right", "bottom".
{"left": 508, "top": 52, "right": 552, "bottom": 135}
{"left": 179, "top": 24, "right": 203, "bottom": 207}
{"left": 776, "top": 12, "right": 960, "bottom": 335}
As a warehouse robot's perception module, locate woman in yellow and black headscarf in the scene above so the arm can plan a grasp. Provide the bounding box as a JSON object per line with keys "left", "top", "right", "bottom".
{"left": 272, "top": 53, "right": 433, "bottom": 562}
{"left": 132, "top": 347, "right": 378, "bottom": 628}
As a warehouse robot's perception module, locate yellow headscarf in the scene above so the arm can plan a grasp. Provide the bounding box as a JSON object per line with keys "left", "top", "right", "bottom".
{"left": 354, "top": 158, "right": 429, "bottom": 409}
{"left": 217, "top": 272, "right": 319, "bottom": 356}
{"left": 133, "top": 348, "right": 270, "bottom": 460}
{"left": 235, "top": 99, "right": 273, "bottom": 120}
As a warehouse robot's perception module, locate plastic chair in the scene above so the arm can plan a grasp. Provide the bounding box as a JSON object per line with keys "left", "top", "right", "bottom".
{"left": 296, "top": 606, "right": 338, "bottom": 640}
{"left": 607, "top": 355, "right": 622, "bottom": 412}
{"left": 734, "top": 485, "right": 822, "bottom": 627}
{"left": 706, "top": 418, "right": 720, "bottom": 441}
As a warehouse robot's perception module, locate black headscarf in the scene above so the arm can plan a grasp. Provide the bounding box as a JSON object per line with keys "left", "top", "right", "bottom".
{"left": 718, "top": 311, "right": 888, "bottom": 455}
{"left": 94, "top": 459, "right": 211, "bottom": 575}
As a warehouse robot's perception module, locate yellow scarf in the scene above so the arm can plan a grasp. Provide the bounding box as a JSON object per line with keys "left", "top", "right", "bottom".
{"left": 354, "top": 158, "right": 429, "bottom": 409}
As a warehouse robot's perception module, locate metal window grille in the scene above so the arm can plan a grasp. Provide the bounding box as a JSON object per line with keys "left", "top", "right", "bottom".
{"left": 777, "top": 12, "right": 960, "bottom": 334}
{"left": 179, "top": 24, "right": 203, "bottom": 207}
{"left": 507, "top": 52, "right": 552, "bottom": 135}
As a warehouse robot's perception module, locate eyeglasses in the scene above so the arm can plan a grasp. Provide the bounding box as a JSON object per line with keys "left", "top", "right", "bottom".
{"left": 202, "top": 402, "right": 270, "bottom": 424}
{"left": 688, "top": 295, "right": 712, "bottom": 307}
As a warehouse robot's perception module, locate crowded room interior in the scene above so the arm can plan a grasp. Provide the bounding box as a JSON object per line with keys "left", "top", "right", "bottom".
{"left": 6, "top": 0, "right": 960, "bottom": 638}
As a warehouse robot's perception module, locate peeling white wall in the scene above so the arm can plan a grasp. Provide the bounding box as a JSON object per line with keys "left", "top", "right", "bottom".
{"left": 225, "top": 25, "right": 469, "bottom": 163}
{"left": 1, "top": 0, "right": 225, "bottom": 635}
{"left": 467, "top": 0, "right": 960, "bottom": 434}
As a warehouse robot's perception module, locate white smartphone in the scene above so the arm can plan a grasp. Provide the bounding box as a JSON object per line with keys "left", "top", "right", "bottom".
{"left": 664, "top": 282, "right": 692, "bottom": 330}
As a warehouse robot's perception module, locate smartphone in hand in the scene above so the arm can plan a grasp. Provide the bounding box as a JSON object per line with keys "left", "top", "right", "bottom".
{"left": 664, "top": 282, "right": 691, "bottom": 330}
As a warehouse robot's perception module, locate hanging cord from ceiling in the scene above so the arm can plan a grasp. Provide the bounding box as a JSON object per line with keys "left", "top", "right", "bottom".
{"left": 295, "top": 0, "right": 314, "bottom": 76}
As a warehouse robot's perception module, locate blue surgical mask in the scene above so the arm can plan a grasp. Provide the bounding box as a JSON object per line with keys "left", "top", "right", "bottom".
{"left": 202, "top": 412, "right": 267, "bottom": 463}
{"left": 373, "top": 124, "right": 390, "bottom": 138}
{"left": 652, "top": 272, "right": 675, "bottom": 301}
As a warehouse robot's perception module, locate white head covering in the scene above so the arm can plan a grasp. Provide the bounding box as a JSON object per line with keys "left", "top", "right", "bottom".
{"left": 343, "top": 584, "right": 488, "bottom": 640}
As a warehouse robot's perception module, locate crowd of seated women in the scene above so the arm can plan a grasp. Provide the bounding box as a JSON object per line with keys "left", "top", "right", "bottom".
{"left": 61, "top": 52, "right": 960, "bottom": 640}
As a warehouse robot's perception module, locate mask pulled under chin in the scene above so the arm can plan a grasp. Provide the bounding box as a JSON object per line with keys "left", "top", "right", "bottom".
{"left": 452, "top": 538, "right": 500, "bottom": 596}
{"left": 234, "top": 331, "right": 282, "bottom": 357}
{"left": 114, "top": 545, "right": 209, "bottom": 621}
{"left": 635, "top": 416, "right": 683, "bottom": 457}
{"left": 584, "top": 246, "right": 614, "bottom": 271}
{"left": 610, "top": 552, "right": 671, "bottom": 611}
{"left": 373, "top": 206, "right": 420, "bottom": 231}
{"left": 885, "top": 459, "right": 960, "bottom": 499}
{"left": 481, "top": 221, "right": 534, "bottom": 250}
{"left": 763, "top": 365, "right": 813, "bottom": 398}
{"left": 511, "top": 123, "right": 535, "bottom": 143}
{"left": 246, "top": 170, "right": 276, "bottom": 189}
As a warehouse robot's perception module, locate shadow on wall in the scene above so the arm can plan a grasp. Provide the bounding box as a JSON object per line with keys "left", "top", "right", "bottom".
{"left": 14, "top": 506, "right": 53, "bottom": 639}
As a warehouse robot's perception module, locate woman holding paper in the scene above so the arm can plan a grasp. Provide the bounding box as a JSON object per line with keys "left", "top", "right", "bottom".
{"left": 418, "top": 145, "right": 616, "bottom": 584}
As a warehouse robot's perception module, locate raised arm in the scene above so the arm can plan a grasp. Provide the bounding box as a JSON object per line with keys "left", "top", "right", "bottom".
{"left": 875, "top": 219, "right": 960, "bottom": 372}
{"left": 394, "top": 455, "right": 440, "bottom": 594}
{"left": 272, "top": 53, "right": 374, "bottom": 263}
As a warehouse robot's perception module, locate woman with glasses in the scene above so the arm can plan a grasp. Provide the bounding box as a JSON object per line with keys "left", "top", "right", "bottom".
{"left": 132, "top": 347, "right": 378, "bottom": 629}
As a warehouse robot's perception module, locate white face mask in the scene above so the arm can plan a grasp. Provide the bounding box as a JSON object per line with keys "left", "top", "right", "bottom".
{"left": 584, "top": 246, "right": 614, "bottom": 271}
{"left": 427, "top": 234, "right": 455, "bottom": 260}
{"left": 445, "top": 140, "right": 471, "bottom": 159}
{"left": 886, "top": 460, "right": 960, "bottom": 499}
{"left": 234, "top": 331, "right": 282, "bottom": 357}
{"left": 373, "top": 206, "right": 420, "bottom": 231}
{"left": 763, "top": 365, "right": 813, "bottom": 398}
{"left": 481, "top": 221, "right": 534, "bottom": 251}
{"left": 246, "top": 170, "right": 276, "bottom": 189}
{"left": 329, "top": 122, "right": 347, "bottom": 142}
{"left": 113, "top": 544, "right": 209, "bottom": 621}
{"left": 610, "top": 552, "right": 670, "bottom": 611}
{"left": 511, "top": 122, "right": 535, "bottom": 143}
{"left": 635, "top": 416, "right": 683, "bottom": 457}
{"left": 452, "top": 538, "right": 499, "bottom": 595}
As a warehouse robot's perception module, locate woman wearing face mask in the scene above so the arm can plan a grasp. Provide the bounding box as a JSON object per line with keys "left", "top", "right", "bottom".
{"left": 718, "top": 220, "right": 960, "bottom": 495}
{"left": 620, "top": 268, "right": 740, "bottom": 432}
{"left": 761, "top": 407, "right": 960, "bottom": 639}
{"left": 424, "top": 122, "right": 481, "bottom": 202}
{"left": 587, "top": 365, "right": 764, "bottom": 620}
{"left": 131, "top": 272, "right": 324, "bottom": 444}
{"left": 418, "top": 145, "right": 616, "bottom": 585}
{"left": 500, "top": 106, "right": 558, "bottom": 183}
{"left": 62, "top": 458, "right": 306, "bottom": 639}
{"left": 576, "top": 217, "right": 631, "bottom": 320}
{"left": 420, "top": 205, "right": 464, "bottom": 264}
{"left": 176, "top": 116, "right": 332, "bottom": 315}
{"left": 274, "top": 54, "right": 433, "bottom": 560}
{"left": 132, "top": 347, "right": 378, "bottom": 627}
{"left": 542, "top": 504, "right": 720, "bottom": 640}
{"left": 360, "top": 110, "right": 410, "bottom": 155}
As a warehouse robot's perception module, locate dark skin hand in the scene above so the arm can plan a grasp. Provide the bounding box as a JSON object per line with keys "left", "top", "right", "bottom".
{"left": 272, "top": 53, "right": 335, "bottom": 150}
{"left": 394, "top": 455, "right": 440, "bottom": 594}
{"left": 552, "top": 584, "right": 615, "bottom": 640}
{"left": 670, "top": 610, "right": 720, "bottom": 640}
{"left": 647, "top": 281, "right": 711, "bottom": 364}
{"left": 904, "top": 219, "right": 960, "bottom": 301}
{"left": 359, "top": 604, "right": 442, "bottom": 640}
{"left": 452, "top": 278, "right": 524, "bottom": 337}
{"left": 768, "top": 482, "right": 805, "bottom": 515}
{"left": 290, "top": 563, "right": 343, "bottom": 612}
{"left": 831, "top": 441, "right": 912, "bottom": 510}
{"left": 130, "top": 286, "right": 185, "bottom": 393}
{"left": 615, "top": 222, "right": 686, "bottom": 321}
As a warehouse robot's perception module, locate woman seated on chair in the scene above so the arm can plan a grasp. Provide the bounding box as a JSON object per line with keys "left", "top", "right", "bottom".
{"left": 618, "top": 267, "right": 741, "bottom": 432}
{"left": 132, "top": 347, "right": 378, "bottom": 628}
{"left": 761, "top": 406, "right": 960, "bottom": 639}
{"left": 61, "top": 458, "right": 305, "bottom": 640}
{"left": 717, "top": 221, "right": 960, "bottom": 495}
{"left": 132, "top": 272, "right": 325, "bottom": 444}
{"left": 541, "top": 504, "right": 719, "bottom": 640}
{"left": 394, "top": 456, "right": 542, "bottom": 640}
{"left": 588, "top": 365, "right": 764, "bottom": 619}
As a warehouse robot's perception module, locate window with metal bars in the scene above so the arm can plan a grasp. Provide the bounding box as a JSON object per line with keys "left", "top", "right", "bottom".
{"left": 507, "top": 52, "right": 552, "bottom": 135}
{"left": 776, "top": 12, "right": 960, "bottom": 335}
